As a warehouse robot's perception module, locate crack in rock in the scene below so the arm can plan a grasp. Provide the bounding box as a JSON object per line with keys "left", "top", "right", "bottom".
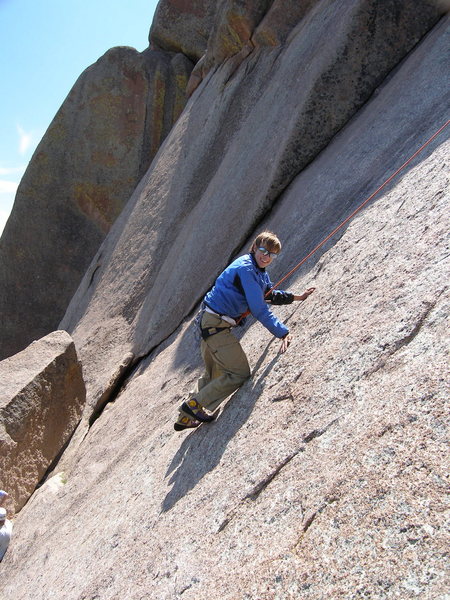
{"left": 303, "top": 418, "right": 338, "bottom": 443}
{"left": 88, "top": 351, "right": 135, "bottom": 427}
{"left": 217, "top": 446, "right": 305, "bottom": 533}
{"left": 272, "top": 393, "right": 294, "bottom": 402}
{"left": 217, "top": 421, "right": 339, "bottom": 532}
{"left": 245, "top": 448, "right": 305, "bottom": 501}
{"left": 364, "top": 296, "right": 442, "bottom": 377}
{"left": 302, "top": 495, "right": 340, "bottom": 534}
{"left": 390, "top": 301, "right": 437, "bottom": 353}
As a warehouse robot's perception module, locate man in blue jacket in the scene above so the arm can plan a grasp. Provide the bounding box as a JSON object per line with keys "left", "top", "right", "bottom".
{"left": 175, "top": 231, "right": 315, "bottom": 431}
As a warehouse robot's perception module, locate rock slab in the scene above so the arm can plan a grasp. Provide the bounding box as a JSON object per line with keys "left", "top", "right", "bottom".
{"left": 60, "top": 0, "right": 442, "bottom": 423}
{"left": 1, "top": 11, "right": 449, "bottom": 600}
{"left": 0, "top": 330, "right": 86, "bottom": 512}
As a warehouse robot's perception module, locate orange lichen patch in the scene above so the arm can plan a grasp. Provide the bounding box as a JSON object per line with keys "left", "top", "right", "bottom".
{"left": 175, "top": 72, "right": 189, "bottom": 93}
{"left": 122, "top": 65, "right": 147, "bottom": 100}
{"left": 86, "top": 91, "right": 146, "bottom": 153}
{"left": 173, "top": 72, "right": 189, "bottom": 119}
{"left": 46, "top": 118, "right": 68, "bottom": 145}
{"left": 211, "top": 11, "right": 254, "bottom": 65}
{"left": 150, "top": 72, "right": 166, "bottom": 157}
{"left": 12, "top": 245, "right": 27, "bottom": 261}
{"left": 252, "top": 27, "right": 280, "bottom": 47}
{"left": 74, "top": 183, "right": 120, "bottom": 234}
{"left": 227, "top": 12, "right": 253, "bottom": 46}
{"left": 25, "top": 152, "right": 53, "bottom": 187}
{"left": 90, "top": 151, "right": 119, "bottom": 168}
{"left": 86, "top": 94, "right": 125, "bottom": 134}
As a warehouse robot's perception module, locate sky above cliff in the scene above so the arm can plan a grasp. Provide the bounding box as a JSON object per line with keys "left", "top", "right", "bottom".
{"left": 0, "top": 0, "right": 159, "bottom": 235}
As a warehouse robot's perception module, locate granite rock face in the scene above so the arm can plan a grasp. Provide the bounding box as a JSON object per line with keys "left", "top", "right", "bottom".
{"left": 1, "top": 4, "right": 449, "bottom": 600}
{"left": 185, "top": 0, "right": 318, "bottom": 95}
{"left": 0, "top": 330, "right": 85, "bottom": 513}
{"left": 60, "top": 0, "right": 442, "bottom": 425}
{"left": 150, "top": 0, "right": 214, "bottom": 61}
{"left": 3, "top": 77, "right": 448, "bottom": 596}
{"left": 0, "top": 46, "right": 192, "bottom": 360}
{"left": 202, "top": 0, "right": 273, "bottom": 70}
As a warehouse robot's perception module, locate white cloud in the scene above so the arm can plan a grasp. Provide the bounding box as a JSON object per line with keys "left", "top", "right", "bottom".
{"left": 0, "top": 180, "right": 19, "bottom": 194}
{"left": 0, "top": 177, "right": 19, "bottom": 236}
{"left": 0, "top": 165, "right": 26, "bottom": 177}
{"left": 17, "top": 125, "right": 33, "bottom": 156}
{"left": 0, "top": 206, "right": 12, "bottom": 236}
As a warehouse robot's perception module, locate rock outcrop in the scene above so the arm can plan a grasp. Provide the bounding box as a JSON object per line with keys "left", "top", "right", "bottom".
{"left": 0, "top": 46, "right": 192, "bottom": 360}
{"left": 150, "top": 0, "right": 214, "bottom": 61}
{"left": 0, "top": 330, "right": 85, "bottom": 512}
{"left": 3, "top": 54, "right": 449, "bottom": 592}
{"left": 1, "top": 2, "right": 449, "bottom": 599}
{"left": 60, "top": 0, "right": 442, "bottom": 425}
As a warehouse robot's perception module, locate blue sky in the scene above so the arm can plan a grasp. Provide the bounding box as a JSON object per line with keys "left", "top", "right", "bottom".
{"left": 0, "top": 0, "right": 159, "bottom": 235}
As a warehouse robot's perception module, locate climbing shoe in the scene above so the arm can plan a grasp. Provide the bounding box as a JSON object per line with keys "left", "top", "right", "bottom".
{"left": 174, "top": 415, "right": 200, "bottom": 431}
{"left": 180, "top": 398, "right": 215, "bottom": 423}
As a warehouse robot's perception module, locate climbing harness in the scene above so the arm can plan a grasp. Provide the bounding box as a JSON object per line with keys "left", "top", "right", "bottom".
{"left": 194, "top": 303, "right": 234, "bottom": 340}
{"left": 201, "top": 325, "right": 231, "bottom": 340}
{"left": 237, "top": 119, "right": 450, "bottom": 324}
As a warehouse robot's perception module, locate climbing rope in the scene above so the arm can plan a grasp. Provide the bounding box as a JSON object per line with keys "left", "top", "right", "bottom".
{"left": 240, "top": 118, "right": 449, "bottom": 322}
{"left": 272, "top": 119, "right": 449, "bottom": 292}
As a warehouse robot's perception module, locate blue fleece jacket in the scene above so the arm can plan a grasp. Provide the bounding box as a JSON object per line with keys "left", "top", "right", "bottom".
{"left": 204, "top": 253, "right": 290, "bottom": 338}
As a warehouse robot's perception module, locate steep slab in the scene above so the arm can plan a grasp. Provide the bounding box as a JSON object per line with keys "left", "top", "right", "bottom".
{"left": 0, "top": 331, "right": 85, "bottom": 512}
{"left": 0, "top": 46, "right": 192, "bottom": 360}
{"left": 2, "top": 16, "right": 449, "bottom": 599}
{"left": 60, "top": 0, "right": 442, "bottom": 421}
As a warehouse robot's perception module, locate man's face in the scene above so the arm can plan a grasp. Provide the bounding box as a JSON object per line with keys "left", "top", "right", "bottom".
{"left": 254, "top": 246, "right": 278, "bottom": 269}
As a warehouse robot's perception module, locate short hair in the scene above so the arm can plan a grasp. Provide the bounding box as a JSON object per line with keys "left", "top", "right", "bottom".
{"left": 250, "top": 231, "right": 281, "bottom": 254}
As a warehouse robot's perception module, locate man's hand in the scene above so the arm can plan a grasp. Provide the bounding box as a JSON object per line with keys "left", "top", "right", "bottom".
{"left": 293, "top": 287, "right": 316, "bottom": 302}
{"left": 279, "top": 334, "right": 292, "bottom": 354}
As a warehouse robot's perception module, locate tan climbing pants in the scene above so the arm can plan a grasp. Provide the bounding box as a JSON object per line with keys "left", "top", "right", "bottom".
{"left": 193, "top": 311, "right": 251, "bottom": 413}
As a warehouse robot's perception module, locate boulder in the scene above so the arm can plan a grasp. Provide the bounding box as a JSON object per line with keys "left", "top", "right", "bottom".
{"left": 0, "top": 330, "right": 85, "bottom": 512}
{"left": 60, "top": 0, "right": 441, "bottom": 423}
{"left": 202, "top": 0, "right": 273, "bottom": 70}
{"left": 0, "top": 46, "right": 193, "bottom": 361}
{"left": 150, "top": 0, "right": 214, "bottom": 61}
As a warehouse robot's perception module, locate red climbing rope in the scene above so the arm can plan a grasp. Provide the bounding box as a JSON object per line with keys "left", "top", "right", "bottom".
{"left": 240, "top": 118, "right": 449, "bottom": 322}
{"left": 271, "top": 119, "right": 449, "bottom": 292}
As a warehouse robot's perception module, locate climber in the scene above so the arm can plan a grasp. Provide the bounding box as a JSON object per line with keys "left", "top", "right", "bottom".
{"left": 0, "top": 507, "right": 12, "bottom": 561}
{"left": 174, "top": 231, "right": 315, "bottom": 431}
{"left": 0, "top": 490, "right": 8, "bottom": 507}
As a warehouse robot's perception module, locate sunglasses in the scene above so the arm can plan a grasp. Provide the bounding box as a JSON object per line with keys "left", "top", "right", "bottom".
{"left": 257, "top": 246, "right": 279, "bottom": 258}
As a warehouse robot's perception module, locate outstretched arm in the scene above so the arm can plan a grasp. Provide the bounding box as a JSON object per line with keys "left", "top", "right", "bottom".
{"left": 292, "top": 287, "right": 315, "bottom": 301}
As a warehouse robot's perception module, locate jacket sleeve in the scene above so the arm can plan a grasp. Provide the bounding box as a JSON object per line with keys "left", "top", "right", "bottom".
{"left": 266, "top": 290, "right": 294, "bottom": 305}
{"left": 240, "top": 267, "right": 289, "bottom": 338}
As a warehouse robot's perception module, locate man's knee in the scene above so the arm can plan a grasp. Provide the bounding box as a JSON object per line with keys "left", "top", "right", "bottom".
{"left": 235, "top": 367, "right": 251, "bottom": 384}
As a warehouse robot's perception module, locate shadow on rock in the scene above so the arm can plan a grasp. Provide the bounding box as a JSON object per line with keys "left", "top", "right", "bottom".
{"left": 161, "top": 336, "right": 278, "bottom": 513}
